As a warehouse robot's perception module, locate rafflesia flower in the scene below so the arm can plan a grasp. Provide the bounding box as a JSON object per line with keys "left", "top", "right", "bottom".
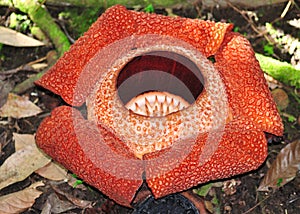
{"left": 35, "top": 5, "right": 283, "bottom": 207}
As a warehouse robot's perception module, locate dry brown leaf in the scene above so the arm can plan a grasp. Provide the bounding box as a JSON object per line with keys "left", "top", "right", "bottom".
{"left": 41, "top": 183, "right": 92, "bottom": 213}
{"left": 35, "top": 162, "right": 68, "bottom": 181}
{"left": 0, "top": 93, "right": 42, "bottom": 118}
{"left": 258, "top": 140, "right": 300, "bottom": 191}
{"left": 0, "top": 133, "right": 51, "bottom": 190}
{"left": 41, "top": 192, "right": 78, "bottom": 213}
{"left": 51, "top": 184, "right": 92, "bottom": 209}
{"left": 0, "top": 26, "right": 44, "bottom": 47}
{"left": 0, "top": 181, "right": 44, "bottom": 214}
{"left": 14, "top": 133, "right": 35, "bottom": 151}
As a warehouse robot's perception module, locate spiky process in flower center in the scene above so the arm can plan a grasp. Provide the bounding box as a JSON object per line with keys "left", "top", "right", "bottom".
{"left": 125, "top": 91, "right": 190, "bottom": 117}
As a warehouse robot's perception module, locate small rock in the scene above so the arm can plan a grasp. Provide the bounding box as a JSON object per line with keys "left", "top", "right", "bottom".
{"left": 0, "top": 80, "right": 14, "bottom": 108}
{"left": 271, "top": 88, "right": 289, "bottom": 110}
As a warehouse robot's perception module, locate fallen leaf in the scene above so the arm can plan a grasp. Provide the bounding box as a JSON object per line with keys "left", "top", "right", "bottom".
{"left": 0, "top": 93, "right": 42, "bottom": 118}
{"left": 258, "top": 140, "right": 300, "bottom": 191}
{"left": 51, "top": 184, "right": 92, "bottom": 209}
{"left": 194, "top": 183, "right": 213, "bottom": 197}
{"left": 41, "top": 193, "right": 78, "bottom": 214}
{"left": 15, "top": 134, "right": 33, "bottom": 150}
{"left": 35, "top": 162, "right": 68, "bottom": 181}
{"left": 0, "top": 133, "right": 51, "bottom": 190}
{"left": 0, "top": 181, "right": 44, "bottom": 214}
{"left": 0, "top": 26, "right": 44, "bottom": 47}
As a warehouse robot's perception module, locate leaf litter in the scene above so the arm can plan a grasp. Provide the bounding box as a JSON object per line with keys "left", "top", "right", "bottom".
{"left": 35, "top": 162, "right": 68, "bottom": 181}
{"left": 0, "top": 181, "right": 44, "bottom": 214}
{"left": 0, "top": 93, "right": 42, "bottom": 118}
{"left": 0, "top": 26, "right": 45, "bottom": 47}
{"left": 258, "top": 139, "right": 300, "bottom": 191}
{"left": 0, "top": 133, "right": 50, "bottom": 190}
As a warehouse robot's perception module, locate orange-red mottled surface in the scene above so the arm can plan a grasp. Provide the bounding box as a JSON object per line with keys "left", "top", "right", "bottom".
{"left": 144, "top": 118, "right": 267, "bottom": 197}
{"left": 35, "top": 5, "right": 283, "bottom": 207}
{"left": 215, "top": 32, "right": 283, "bottom": 136}
{"left": 35, "top": 5, "right": 232, "bottom": 106}
{"left": 36, "top": 106, "right": 144, "bottom": 207}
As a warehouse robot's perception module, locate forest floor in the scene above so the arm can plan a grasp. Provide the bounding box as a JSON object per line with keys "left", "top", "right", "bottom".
{"left": 0, "top": 1, "right": 299, "bottom": 214}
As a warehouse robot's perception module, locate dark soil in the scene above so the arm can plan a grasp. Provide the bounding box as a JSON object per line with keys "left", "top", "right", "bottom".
{"left": 0, "top": 2, "right": 299, "bottom": 214}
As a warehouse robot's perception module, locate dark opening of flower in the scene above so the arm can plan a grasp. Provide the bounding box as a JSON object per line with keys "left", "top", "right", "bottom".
{"left": 117, "top": 51, "right": 205, "bottom": 116}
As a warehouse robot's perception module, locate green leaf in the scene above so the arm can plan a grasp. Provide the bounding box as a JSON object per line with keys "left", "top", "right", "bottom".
{"left": 194, "top": 183, "right": 213, "bottom": 197}
{"left": 144, "top": 4, "right": 154, "bottom": 13}
{"left": 276, "top": 178, "right": 283, "bottom": 187}
{"left": 233, "top": 26, "right": 239, "bottom": 32}
{"left": 288, "top": 115, "right": 297, "bottom": 122}
{"left": 211, "top": 195, "right": 219, "bottom": 205}
{"left": 263, "top": 43, "right": 274, "bottom": 56}
{"left": 73, "top": 179, "right": 83, "bottom": 188}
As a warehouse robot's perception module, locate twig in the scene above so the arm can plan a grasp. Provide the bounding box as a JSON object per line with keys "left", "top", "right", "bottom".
{"left": 12, "top": 69, "right": 47, "bottom": 94}
{"left": 225, "top": 0, "right": 262, "bottom": 35}
{"left": 281, "top": 0, "right": 293, "bottom": 18}
{"left": 272, "top": 0, "right": 294, "bottom": 24}
{"left": 242, "top": 195, "right": 270, "bottom": 214}
{"left": 224, "top": 0, "right": 298, "bottom": 55}
{"left": 0, "top": 56, "right": 47, "bottom": 76}
{"left": 12, "top": 51, "right": 57, "bottom": 94}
